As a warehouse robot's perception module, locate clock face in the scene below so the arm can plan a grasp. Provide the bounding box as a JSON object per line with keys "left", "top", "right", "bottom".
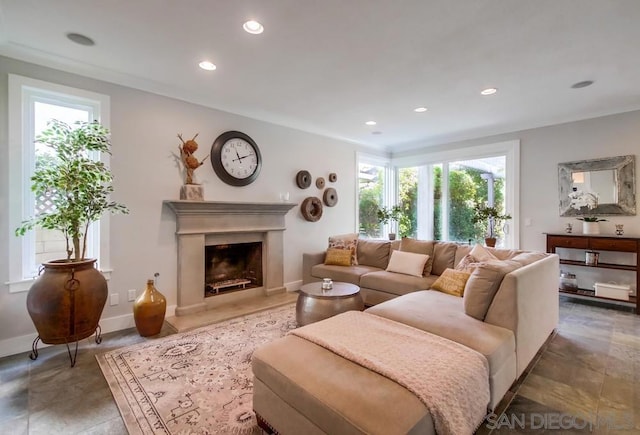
{"left": 221, "top": 138, "right": 258, "bottom": 179}
{"left": 211, "top": 131, "right": 262, "bottom": 186}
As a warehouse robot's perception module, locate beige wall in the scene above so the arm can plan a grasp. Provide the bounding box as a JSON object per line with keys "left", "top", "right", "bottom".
{"left": 0, "top": 56, "right": 363, "bottom": 351}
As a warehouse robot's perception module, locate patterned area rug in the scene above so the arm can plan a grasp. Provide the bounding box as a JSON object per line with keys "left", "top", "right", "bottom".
{"left": 97, "top": 304, "right": 296, "bottom": 434}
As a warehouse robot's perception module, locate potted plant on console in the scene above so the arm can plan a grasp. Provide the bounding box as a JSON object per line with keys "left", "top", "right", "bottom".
{"left": 568, "top": 190, "right": 606, "bottom": 235}
{"left": 377, "top": 205, "right": 404, "bottom": 240}
{"left": 472, "top": 202, "right": 512, "bottom": 247}
{"left": 15, "top": 119, "right": 128, "bottom": 366}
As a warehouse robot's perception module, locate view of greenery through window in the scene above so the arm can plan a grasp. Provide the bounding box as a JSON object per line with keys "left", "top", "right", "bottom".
{"left": 359, "top": 157, "right": 507, "bottom": 243}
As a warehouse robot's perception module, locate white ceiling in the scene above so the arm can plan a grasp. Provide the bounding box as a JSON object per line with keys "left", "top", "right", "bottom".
{"left": 1, "top": 0, "right": 640, "bottom": 153}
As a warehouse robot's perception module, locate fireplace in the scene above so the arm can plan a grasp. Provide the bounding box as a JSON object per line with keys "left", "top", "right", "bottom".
{"left": 164, "top": 200, "right": 296, "bottom": 316}
{"left": 205, "top": 242, "right": 263, "bottom": 296}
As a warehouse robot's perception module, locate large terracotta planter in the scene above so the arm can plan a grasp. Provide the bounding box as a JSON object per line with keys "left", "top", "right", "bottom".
{"left": 27, "top": 259, "right": 107, "bottom": 365}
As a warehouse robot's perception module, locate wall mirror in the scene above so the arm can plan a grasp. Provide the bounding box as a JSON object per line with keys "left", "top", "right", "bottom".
{"left": 558, "top": 155, "right": 636, "bottom": 217}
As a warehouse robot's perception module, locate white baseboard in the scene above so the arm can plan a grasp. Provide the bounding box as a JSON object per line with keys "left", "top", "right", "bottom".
{"left": 0, "top": 304, "right": 178, "bottom": 358}
{"left": 285, "top": 280, "right": 302, "bottom": 292}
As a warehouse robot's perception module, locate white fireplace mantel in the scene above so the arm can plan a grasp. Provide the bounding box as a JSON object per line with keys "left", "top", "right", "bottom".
{"left": 164, "top": 200, "right": 297, "bottom": 316}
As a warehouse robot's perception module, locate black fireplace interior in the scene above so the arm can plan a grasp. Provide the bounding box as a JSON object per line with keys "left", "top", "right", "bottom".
{"left": 204, "top": 242, "right": 263, "bottom": 297}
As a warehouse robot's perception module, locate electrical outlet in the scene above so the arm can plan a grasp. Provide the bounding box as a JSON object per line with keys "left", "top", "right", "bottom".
{"left": 110, "top": 293, "right": 119, "bottom": 306}
{"left": 128, "top": 289, "right": 137, "bottom": 301}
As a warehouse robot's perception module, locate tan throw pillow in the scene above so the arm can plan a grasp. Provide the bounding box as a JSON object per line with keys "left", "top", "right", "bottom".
{"left": 324, "top": 248, "right": 352, "bottom": 266}
{"left": 385, "top": 250, "right": 429, "bottom": 277}
{"left": 431, "top": 268, "right": 471, "bottom": 297}
{"left": 463, "top": 260, "right": 521, "bottom": 320}
{"left": 455, "top": 253, "right": 479, "bottom": 272}
{"left": 328, "top": 233, "right": 358, "bottom": 265}
{"left": 469, "top": 243, "right": 498, "bottom": 262}
{"left": 400, "top": 238, "right": 435, "bottom": 276}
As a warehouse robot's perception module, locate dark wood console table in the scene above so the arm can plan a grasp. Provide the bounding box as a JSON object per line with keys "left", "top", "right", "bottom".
{"left": 546, "top": 233, "right": 639, "bottom": 313}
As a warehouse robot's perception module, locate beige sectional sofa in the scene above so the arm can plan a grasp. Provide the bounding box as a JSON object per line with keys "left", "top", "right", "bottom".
{"left": 254, "top": 238, "right": 560, "bottom": 434}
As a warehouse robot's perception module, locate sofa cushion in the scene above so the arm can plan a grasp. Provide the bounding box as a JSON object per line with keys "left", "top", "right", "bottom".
{"left": 366, "top": 290, "right": 515, "bottom": 379}
{"left": 356, "top": 239, "right": 391, "bottom": 269}
{"left": 511, "top": 251, "right": 548, "bottom": 266}
{"left": 431, "top": 242, "right": 459, "bottom": 275}
{"left": 431, "top": 268, "right": 471, "bottom": 297}
{"left": 328, "top": 233, "right": 359, "bottom": 265}
{"left": 385, "top": 250, "right": 429, "bottom": 277}
{"left": 360, "top": 271, "right": 437, "bottom": 297}
{"left": 324, "top": 248, "right": 352, "bottom": 266}
{"left": 470, "top": 244, "right": 498, "bottom": 261}
{"left": 464, "top": 260, "right": 521, "bottom": 320}
{"left": 311, "top": 264, "right": 381, "bottom": 286}
{"left": 399, "top": 238, "right": 435, "bottom": 276}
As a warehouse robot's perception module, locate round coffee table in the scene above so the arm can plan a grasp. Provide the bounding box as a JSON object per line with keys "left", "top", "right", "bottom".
{"left": 296, "top": 282, "right": 364, "bottom": 326}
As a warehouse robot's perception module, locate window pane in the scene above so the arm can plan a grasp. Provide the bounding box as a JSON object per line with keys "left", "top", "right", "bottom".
{"left": 432, "top": 164, "right": 443, "bottom": 240}
{"left": 447, "top": 156, "right": 507, "bottom": 245}
{"left": 398, "top": 167, "right": 418, "bottom": 238}
{"left": 33, "top": 102, "right": 90, "bottom": 264}
{"left": 358, "top": 163, "right": 384, "bottom": 238}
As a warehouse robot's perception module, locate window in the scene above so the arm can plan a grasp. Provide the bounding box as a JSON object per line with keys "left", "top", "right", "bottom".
{"left": 357, "top": 153, "right": 393, "bottom": 238}
{"left": 7, "top": 75, "right": 111, "bottom": 292}
{"left": 392, "top": 141, "right": 520, "bottom": 248}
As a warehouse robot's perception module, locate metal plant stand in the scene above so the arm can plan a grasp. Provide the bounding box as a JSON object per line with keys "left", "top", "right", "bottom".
{"left": 29, "top": 325, "right": 103, "bottom": 367}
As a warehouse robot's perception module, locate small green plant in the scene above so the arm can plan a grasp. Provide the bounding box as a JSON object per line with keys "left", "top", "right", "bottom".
{"left": 15, "top": 119, "right": 128, "bottom": 261}
{"left": 472, "top": 202, "right": 511, "bottom": 239}
{"left": 376, "top": 205, "right": 403, "bottom": 226}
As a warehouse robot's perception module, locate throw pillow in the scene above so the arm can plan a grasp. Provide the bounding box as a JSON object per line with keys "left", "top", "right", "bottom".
{"left": 385, "top": 250, "right": 430, "bottom": 277}
{"left": 455, "top": 253, "right": 479, "bottom": 272}
{"left": 324, "top": 248, "right": 352, "bottom": 266}
{"left": 400, "top": 238, "right": 435, "bottom": 276}
{"left": 328, "top": 233, "right": 359, "bottom": 265}
{"left": 469, "top": 243, "right": 498, "bottom": 262}
{"left": 430, "top": 268, "right": 471, "bottom": 297}
{"left": 463, "top": 260, "right": 521, "bottom": 320}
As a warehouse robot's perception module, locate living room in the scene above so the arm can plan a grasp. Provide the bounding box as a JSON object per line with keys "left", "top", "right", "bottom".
{"left": 1, "top": 1, "right": 639, "bottom": 434}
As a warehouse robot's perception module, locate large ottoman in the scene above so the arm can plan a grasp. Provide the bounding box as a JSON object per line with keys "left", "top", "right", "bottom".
{"left": 252, "top": 334, "right": 435, "bottom": 435}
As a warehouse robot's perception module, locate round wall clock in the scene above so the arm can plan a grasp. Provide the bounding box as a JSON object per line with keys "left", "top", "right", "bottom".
{"left": 211, "top": 131, "right": 262, "bottom": 186}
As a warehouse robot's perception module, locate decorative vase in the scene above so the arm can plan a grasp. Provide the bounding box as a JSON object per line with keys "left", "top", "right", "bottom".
{"left": 485, "top": 237, "right": 497, "bottom": 247}
{"left": 134, "top": 279, "right": 167, "bottom": 337}
{"left": 582, "top": 221, "right": 600, "bottom": 235}
{"left": 26, "top": 259, "right": 108, "bottom": 366}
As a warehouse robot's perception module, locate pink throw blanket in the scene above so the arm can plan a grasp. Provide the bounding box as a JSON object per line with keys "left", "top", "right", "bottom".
{"left": 289, "top": 311, "right": 490, "bottom": 435}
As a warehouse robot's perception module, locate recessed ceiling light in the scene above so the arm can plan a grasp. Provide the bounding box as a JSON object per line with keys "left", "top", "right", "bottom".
{"left": 414, "top": 107, "right": 428, "bottom": 113}
{"left": 571, "top": 80, "right": 594, "bottom": 89}
{"left": 198, "top": 61, "right": 217, "bottom": 71}
{"left": 243, "top": 20, "right": 264, "bottom": 34}
{"left": 372, "top": 131, "right": 383, "bottom": 135}
{"left": 365, "top": 121, "right": 377, "bottom": 126}
{"left": 480, "top": 88, "right": 498, "bottom": 96}
{"left": 66, "top": 32, "right": 95, "bottom": 46}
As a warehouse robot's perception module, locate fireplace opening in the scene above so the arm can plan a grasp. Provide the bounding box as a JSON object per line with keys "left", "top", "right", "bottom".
{"left": 204, "top": 242, "right": 263, "bottom": 297}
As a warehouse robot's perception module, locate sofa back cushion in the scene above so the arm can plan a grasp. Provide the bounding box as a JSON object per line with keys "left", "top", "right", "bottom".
{"left": 399, "top": 238, "right": 435, "bottom": 276}
{"left": 356, "top": 239, "right": 392, "bottom": 269}
{"left": 463, "top": 260, "right": 521, "bottom": 320}
{"left": 431, "top": 242, "right": 459, "bottom": 275}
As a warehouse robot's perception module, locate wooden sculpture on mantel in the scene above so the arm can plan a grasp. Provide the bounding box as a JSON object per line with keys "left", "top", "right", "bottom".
{"left": 178, "top": 133, "right": 209, "bottom": 200}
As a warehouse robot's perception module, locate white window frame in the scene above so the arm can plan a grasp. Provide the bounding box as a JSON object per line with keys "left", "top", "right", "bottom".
{"left": 355, "top": 151, "right": 395, "bottom": 236}
{"left": 392, "top": 140, "right": 521, "bottom": 248}
{"left": 7, "top": 74, "right": 112, "bottom": 293}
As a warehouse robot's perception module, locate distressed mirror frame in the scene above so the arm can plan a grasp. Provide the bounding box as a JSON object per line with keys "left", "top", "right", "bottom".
{"left": 558, "top": 155, "right": 636, "bottom": 217}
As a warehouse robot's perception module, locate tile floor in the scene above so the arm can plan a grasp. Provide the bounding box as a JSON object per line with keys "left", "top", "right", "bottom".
{"left": 0, "top": 296, "right": 638, "bottom": 435}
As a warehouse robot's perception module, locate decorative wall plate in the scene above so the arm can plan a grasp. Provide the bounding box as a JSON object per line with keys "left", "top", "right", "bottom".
{"left": 315, "top": 177, "right": 325, "bottom": 189}
{"left": 296, "top": 170, "right": 312, "bottom": 189}
{"left": 329, "top": 173, "right": 337, "bottom": 183}
{"left": 301, "top": 197, "right": 323, "bottom": 222}
{"left": 323, "top": 188, "right": 338, "bottom": 207}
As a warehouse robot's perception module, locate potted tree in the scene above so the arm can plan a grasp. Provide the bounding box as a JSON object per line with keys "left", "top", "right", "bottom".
{"left": 472, "top": 202, "right": 512, "bottom": 247}
{"left": 376, "top": 205, "right": 403, "bottom": 240}
{"left": 15, "top": 119, "right": 128, "bottom": 366}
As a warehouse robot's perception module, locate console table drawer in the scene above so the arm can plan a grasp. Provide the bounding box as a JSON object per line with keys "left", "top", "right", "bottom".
{"left": 547, "top": 236, "right": 588, "bottom": 250}
{"left": 590, "top": 238, "right": 638, "bottom": 252}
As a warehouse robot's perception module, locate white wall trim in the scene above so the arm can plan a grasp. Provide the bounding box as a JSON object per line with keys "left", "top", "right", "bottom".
{"left": 0, "top": 304, "right": 178, "bottom": 358}
{"left": 285, "top": 279, "right": 302, "bottom": 292}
